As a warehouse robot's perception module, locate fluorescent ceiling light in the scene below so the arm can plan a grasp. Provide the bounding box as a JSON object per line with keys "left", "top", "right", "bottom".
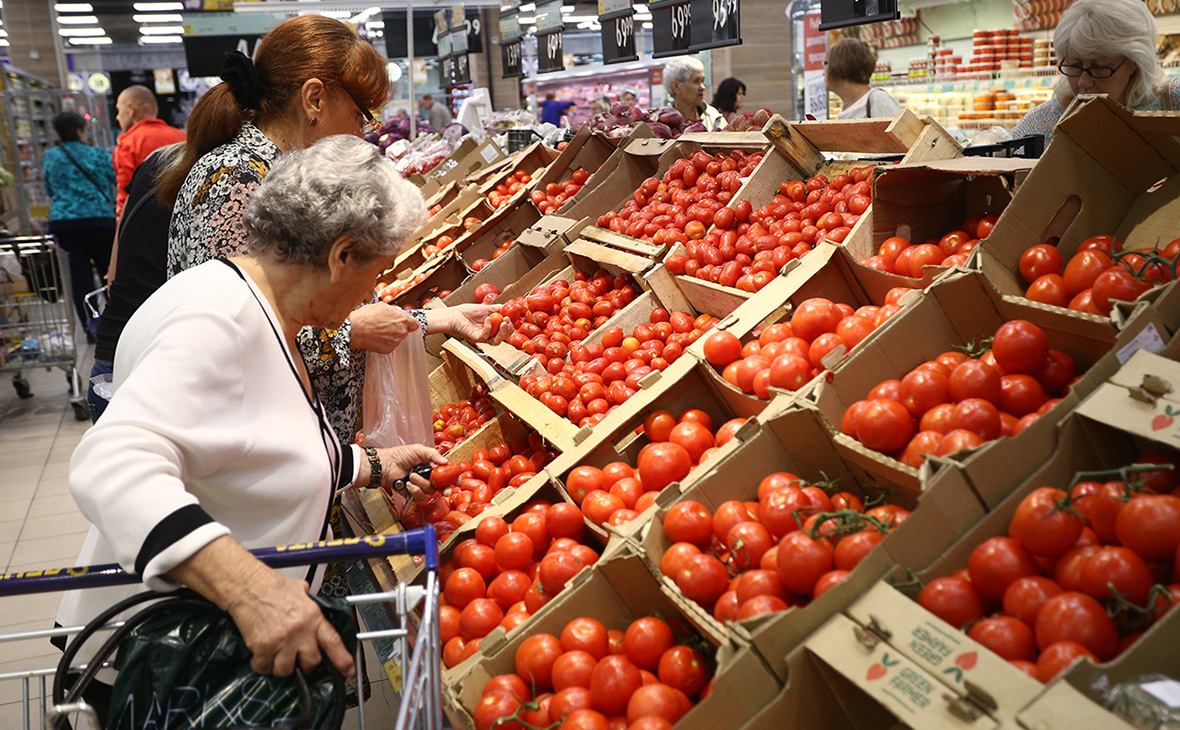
{"left": 69, "top": 36, "right": 112, "bottom": 44}
{"left": 133, "top": 1, "right": 183, "bottom": 10}
{"left": 54, "top": 3, "right": 93, "bottom": 11}
{"left": 348, "top": 6, "right": 380, "bottom": 22}
{"left": 317, "top": 10, "right": 353, "bottom": 17}
{"left": 561, "top": 5, "right": 573, "bottom": 11}
{"left": 641, "top": 21, "right": 652, "bottom": 27}
{"left": 0, "top": 40, "right": 8, "bottom": 47}
{"left": 133, "top": 13, "right": 182, "bottom": 21}
{"left": 140, "top": 35, "right": 182, "bottom": 43}
{"left": 519, "top": 2, "right": 536, "bottom": 10}
{"left": 139, "top": 24, "right": 184, "bottom": 33}
{"left": 57, "top": 14, "right": 99, "bottom": 23}
{"left": 518, "top": 15, "right": 535, "bottom": 22}
{"left": 0, "top": 29, "right": 7, "bottom": 36}
{"left": 59, "top": 27, "right": 106, "bottom": 36}
{"left": 367, "top": 20, "right": 385, "bottom": 28}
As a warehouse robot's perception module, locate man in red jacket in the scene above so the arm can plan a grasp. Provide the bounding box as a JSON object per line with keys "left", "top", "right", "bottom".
{"left": 112, "top": 85, "right": 186, "bottom": 220}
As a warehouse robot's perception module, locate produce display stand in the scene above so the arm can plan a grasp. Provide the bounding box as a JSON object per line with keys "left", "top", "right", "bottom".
{"left": 370, "top": 96, "right": 1180, "bottom": 730}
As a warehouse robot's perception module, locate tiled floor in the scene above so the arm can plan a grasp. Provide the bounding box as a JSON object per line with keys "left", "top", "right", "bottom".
{"left": 0, "top": 343, "right": 403, "bottom": 728}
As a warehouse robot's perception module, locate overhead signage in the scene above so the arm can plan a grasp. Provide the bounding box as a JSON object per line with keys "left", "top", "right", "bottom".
{"left": 649, "top": 0, "right": 691, "bottom": 58}
{"left": 818, "top": 0, "right": 899, "bottom": 31}
{"left": 502, "top": 39, "right": 524, "bottom": 78}
{"left": 600, "top": 8, "right": 637, "bottom": 64}
{"left": 689, "top": 0, "right": 740, "bottom": 51}
{"left": 181, "top": 34, "right": 262, "bottom": 77}
{"left": 537, "top": 28, "right": 564, "bottom": 73}
{"left": 449, "top": 53, "right": 471, "bottom": 84}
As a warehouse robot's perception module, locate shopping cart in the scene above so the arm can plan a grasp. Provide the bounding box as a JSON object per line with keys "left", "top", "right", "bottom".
{"left": 0, "top": 235, "right": 88, "bottom": 420}
{"left": 0, "top": 527, "right": 442, "bottom": 730}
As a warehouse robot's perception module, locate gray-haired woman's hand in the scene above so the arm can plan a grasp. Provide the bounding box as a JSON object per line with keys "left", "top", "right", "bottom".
{"left": 379, "top": 444, "right": 447, "bottom": 501}
{"left": 425, "top": 303, "right": 513, "bottom": 345}
{"left": 349, "top": 302, "right": 420, "bottom": 353}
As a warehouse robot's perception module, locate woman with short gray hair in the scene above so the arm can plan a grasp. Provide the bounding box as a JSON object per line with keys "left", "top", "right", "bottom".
{"left": 662, "top": 56, "right": 727, "bottom": 130}
{"left": 1013, "top": 0, "right": 1180, "bottom": 145}
{"left": 58, "top": 135, "right": 447, "bottom": 692}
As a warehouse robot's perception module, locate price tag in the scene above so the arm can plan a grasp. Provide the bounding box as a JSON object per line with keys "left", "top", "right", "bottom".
{"left": 600, "top": 9, "right": 637, "bottom": 63}
{"left": 650, "top": 0, "right": 691, "bottom": 58}
{"left": 689, "top": 0, "right": 739, "bottom": 51}
{"left": 499, "top": 8, "right": 520, "bottom": 41}
{"left": 535, "top": 0, "right": 565, "bottom": 32}
{"left": 598, "top": 0, "right": 631, "bottom": 14}
{"left": 501, "top": 38, "right": 524, "bottom": 78}
{"left": 537, "top": 29, "right": 564, "bottom": 73}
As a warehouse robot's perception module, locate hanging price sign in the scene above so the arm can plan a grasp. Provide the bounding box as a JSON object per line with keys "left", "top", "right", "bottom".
{"left": 599, "top": 0, "right": 636, "bottom": 64}
{"left": 689, "top": 0, "right": 740, "bottom": 51}
{"left": 650, "top": 0, "right": 691, "bottom": 58}
{"left": 501, "top": 39, "right": 524, "bottom": 78}
{"left": 537, "top": 29, "right": 564, "bottom": 72}
{"left": 449, "top": 53, "right": 471, "bottom": 84}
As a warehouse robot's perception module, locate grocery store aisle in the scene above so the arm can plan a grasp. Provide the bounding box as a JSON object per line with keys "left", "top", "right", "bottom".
{"left": 0, "top": 346, "right": 401, "bottom": 728}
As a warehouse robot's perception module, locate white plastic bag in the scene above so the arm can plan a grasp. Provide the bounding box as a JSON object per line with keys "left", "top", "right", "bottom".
{"left": 361, "top": 331, "right": 433, "bottom": 448}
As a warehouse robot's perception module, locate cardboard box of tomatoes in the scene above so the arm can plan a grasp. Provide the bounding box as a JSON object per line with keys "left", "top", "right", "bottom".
{"left": 634, "top": 401, "right": 987, "bottom": 683}
{"left": 975, "top": 96, "right": 1180, "bottom": 323}
{"left": 444, "top": 552, "right": 783, "bottom": 730}
{"left": 810, "top": 268, "right": 1127, "bottom": 498}
{"left": 528, "top": 126, "right": 655, "bottom": 217}
{"left": 840, "top": 157, "right": 1034, "bottom": 304}
{"left": 806, "top": 405, "right": 1180, "bottom": 729}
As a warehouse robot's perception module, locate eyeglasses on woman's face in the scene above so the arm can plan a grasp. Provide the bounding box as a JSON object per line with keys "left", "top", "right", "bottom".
{"left": 334, "top": 84, "right": 380, "bottom": 136}
{"left": 1058, "top": 58, "right": 1127, "bottom": 79}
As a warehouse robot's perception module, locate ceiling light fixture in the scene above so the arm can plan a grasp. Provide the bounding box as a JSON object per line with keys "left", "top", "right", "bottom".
{"left": 54, "top": 3, "right": 93, "bottom": 11}
{"left": 68, "top": 36, "right": 112, "bottom": 44}
{"left": 348, "top": 6, "right": 380, "bottom": 22}
{"left": 132, "top": 1, "right": 183, "bottom": 10}
{"left": 58, "top": 27, "right": 106, "bottom": 36}
{"left": 133, "top": 13, "right": 183, "bottom": 22}
{"left": 139, "top": 24, "right": 184, "bottom": 33}
{"left": 140, "top": 34, "right": 182, "bottom": 43}
{"left": 56, "top": 15, "right": 99, "bottom": 23}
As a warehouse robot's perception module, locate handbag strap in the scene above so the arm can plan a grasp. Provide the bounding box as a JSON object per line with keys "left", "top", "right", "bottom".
{"left": 58, "top": 143, "right": 113, "bottom": 206}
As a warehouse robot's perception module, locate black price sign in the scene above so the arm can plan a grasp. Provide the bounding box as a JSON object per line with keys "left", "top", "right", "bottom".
{"left": 449, "top": 53, "right": 471, "bottom": 84}
{"left": 502, "top": 39, "right": 524, "bottom": 78}
{"left": 650, "top": 0, "right": 691, "bottom": 58}
{"left": 599, "top": 6, "right": 637, "bottom": 64}
{"left": 689, "top": 0, "right": 740, "bottom": 50}
{"left": 537, "top": 29, "right": 564, "bottom": 73}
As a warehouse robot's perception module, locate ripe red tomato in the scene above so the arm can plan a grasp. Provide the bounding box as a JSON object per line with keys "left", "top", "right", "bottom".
{"left": 992, "top": 320, "right": 1049, "bottom": 375}
{"left": 675, "top": 554, "right": 729, "bottom": 605}
{"left": 854, "top": 399, "right": 914, "bottom": 454}
{"left": 516, "top": 633, "right": 565, "bottom": 690}
{"left": 1115, "top": 494, "right": 1180, "bottom": 561}
{"left": 949, "top": 360, "right": 1002, "bottom": 403}
{"left": 1080, "top": 546, "right": 1154, "bottom": 605}
{"left": 663, "top": 501, "right": 714, "bottom": 546}
{"left": 474, "top": 691, "right": 523, "bottom": 730}
{"left": 967, "top": 536, "right": 1041, "bottom": 603}
{"left": 589, "top": 655, "right": 644, "bottom": 716}
{"left": 669, "top": 421, "right": 715, "bottom": 463}
{"left": 1002, "top": 576, "right": 1062, "bottom": 626}
{"left": 967, "top": 616, "right": 1037, "bottom": 662}
{"left": 1063, "top": 250, "right": 1113, "bottom": 296}
{"left": 917, "top": 576, "right": 985, "bottom": 629}
{"left": 623, "top": 617, "right": 675, "bottom": 672}
{"left": 657, "top": 645, "right": 708, "bottom": 697}
{"left": 643, "top": 410, "right": 677, "bottom": 442}
{"left": 1008, "top": 487, "right": 1082, "bottom": 557}
{"left": 1035, "top": 592, "right": 1119, "bottom": 661}
{"left": 1019, "top": 244, "right": 1063, "bottom": 283}
{"left": 1036, "top": 641, "right": 1097, "bottom": 683}
{"left": 567, "top": 466, "right": 604, "bottom": 506}
{"left": 562, "top": 617, "right": 610, "bottom": 659}
{"left": 775, "top": 531, "right": 834, "bottom": 596}
{"left": 703, "top": 331, "right": 743, "bottom": 366}
{"left": 638, "top": 443, "right": 692, "bottom": 492}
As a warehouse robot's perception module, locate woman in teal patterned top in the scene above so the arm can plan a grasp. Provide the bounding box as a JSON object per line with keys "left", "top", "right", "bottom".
{"left": 43, "top": 111, "right": 116, "bottom": 330}
{"left": 1012, "top": 0, "right": 1180, "bottom": 148}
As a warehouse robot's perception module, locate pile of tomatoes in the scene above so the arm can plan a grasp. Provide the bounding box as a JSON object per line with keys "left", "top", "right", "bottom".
{"left": 860, "top": 214, "right": 999, "bottom": 278}
{"left": 659, "top": 475, "right": 909, "bottom": 622}
{"left": 441, "top": 501, "right": 600, "bottom": 668}
{"left": 916, "top": 457, "right": 1180, "bottom": 683}
{"left": 432, "top": 384, "right": 498, "bottom": 453}
{"left": 702, "top": 291, "right": 910, "bottom": 398}
{"left": 841, "top": 319, "right": 1079, "bottom": 467}
{"left": 488, "top": 169, "right": 534, "bottom": 209}
{"left": 428, "top": 202, "right": 444, "bottom": 217}
{"left": 1017, "top": 234, "right": 1177, "bottom": 316}
{"left": 532, "top": 167, "right": 592, "bottom": 214}
{"left": 665, "top": 168, "right": 872, "bottom": 293}
{"left": 472, "top": 614, "right": 714, "bottom": 730}
{"left": 564, "top": 409, "right": 748, "bottom": 529}
{"left": 471, "top": 239, "right": 517, "bottom": 272}
{"left": 406, "top": 432, "right": 559, "bottom": 540}
{"left": 519, "top": 308, "right": 721, "bottom": 427}
{"left": 595, "top": 150, "right": 763, "bottom": 247}
{"left": 377, "top": 273, "right": 429, "bottom": 304}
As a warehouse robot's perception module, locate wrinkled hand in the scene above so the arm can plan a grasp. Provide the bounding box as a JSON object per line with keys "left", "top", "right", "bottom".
{"left": 427, "top": 304, "right": 512, "bottom": 345}
{"left": 379, "top": 443, "right": 447, "bottom": 502}
{"left": 224, "top": 563, "right": 355, "bottom": 678}
{"left": 349, "top": 303, "right": 419, "bottom": 353}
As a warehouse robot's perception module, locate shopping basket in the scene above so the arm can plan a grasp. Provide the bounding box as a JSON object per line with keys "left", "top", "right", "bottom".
{"left": 0, "top": 528, "right": 442, "bottom": 730}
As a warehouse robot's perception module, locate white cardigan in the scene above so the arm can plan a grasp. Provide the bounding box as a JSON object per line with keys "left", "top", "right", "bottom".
{"left": 58, "top": 260, "right": 361, "bottom": 631}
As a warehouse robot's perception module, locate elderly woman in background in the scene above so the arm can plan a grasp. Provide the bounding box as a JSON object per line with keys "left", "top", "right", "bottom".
{"left": 825, "top": 38, "right": 901, "bottom": 119}
{"left": 1013, "top": 0, "right": 1180, "bottom": 145}
{"left": 58, "top": 136, "right": 445, "bottom": 711}
{"left": 662, "top": 57, "right": 727, "bottom": 130}
{"left": 160, "top": 14, "right": 508, "bottom": 449}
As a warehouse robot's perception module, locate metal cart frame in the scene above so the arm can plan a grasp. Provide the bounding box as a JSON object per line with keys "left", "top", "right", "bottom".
{"left": 0, "top": 527, "right": 442, "bottom": 730}
{"left": 0, "top": 234, "right": 88, "bottom": 420}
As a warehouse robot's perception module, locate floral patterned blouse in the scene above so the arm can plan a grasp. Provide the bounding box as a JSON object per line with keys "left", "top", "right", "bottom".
{"left": 166, "top": 123, "right": 426, "bottom": 444}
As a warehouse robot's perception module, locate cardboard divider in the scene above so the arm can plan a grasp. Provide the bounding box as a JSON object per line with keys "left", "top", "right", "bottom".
{"left": 810, "top": 269, "right": 1124, "bottom": 494}
{"left": 635, "top": 403, "right": 986, "bottom": 682}
{"left": 454, "top": 202, "right": 543, "bottom": 270}
{"left": 975, "top": 96, "right": 1180, "bottom": 320}
{"left": 387, "top": 254, "right": 471, "bottom": 311}
{"left": 476, "top": 140, "right": 561, "bottom": 196}
{"left": 840, "top": 158, "right": 1033, "bottom": 305}
{"left": 527, "top": 126, "right": 644, "bottom": 216}
{"left": 445, "top": 552, "right": 783, "bottom": 730}
{"left": 559, "top": 136, "right": 670, "bottom": 224}
{"left": 415, "top": 137, "right": 507, "bottom": 195}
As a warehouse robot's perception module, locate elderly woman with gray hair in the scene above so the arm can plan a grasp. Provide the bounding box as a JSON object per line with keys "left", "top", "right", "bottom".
{"left": 57, "top": 135, "right": 444, "bottom": 687}
{"left": 663, "top": 56, "right": 727, "bottom": 131}
{"left": 1013, "top": 0, "right": 1180, "bottom": 146}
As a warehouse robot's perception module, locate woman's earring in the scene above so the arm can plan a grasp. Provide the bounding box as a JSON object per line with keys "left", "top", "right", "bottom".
{"left": 310, "top": 116, "right": 319, "bottom": 127}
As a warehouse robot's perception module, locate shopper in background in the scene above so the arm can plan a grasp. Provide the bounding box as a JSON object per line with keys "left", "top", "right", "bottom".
{"left": 420, "top": 93, "right": 453, "bottom": 132}
{"left": 59, "top": 136, "right": 447, "bottom": 712}
{"left": 712, "top": 77, "right": 747, "bottom": 123}
{"left": 44, "top": 111, "right": 116, "bottom": 332}
{"left": 159, "top": 13, "right": 508, "bottom": 450}
{"left": 87, "top": 143, "right": 182, "bottom": 423}
{"left": 824, "top": 38, "right": 902, "bottom": 119}
{"left": 540, "top": 92, "right": 575, "bottom": 125}
{"left": 621, "top": 88, "right": 638, "bottom": 108}
{"left": 591, "top": 95, "right": 612, "bottom": 114}
{"left": 663, "top": 56, "right": 727, "bottom": 130}
{"left": 112, "top": 85, "right": 186, "bottom": 220}
{"left": 1013, "top": 0, "right": 1180, "bottom": 146}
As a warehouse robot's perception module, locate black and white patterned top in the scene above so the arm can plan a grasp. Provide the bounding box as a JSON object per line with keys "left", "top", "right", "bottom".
{"left": 166, "top": 123, "right": 427, "bottom": 444}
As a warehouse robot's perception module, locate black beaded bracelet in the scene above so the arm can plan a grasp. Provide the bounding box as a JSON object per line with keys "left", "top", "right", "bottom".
{"left": 363, "top": 446, "right": 382, "bottom": 489}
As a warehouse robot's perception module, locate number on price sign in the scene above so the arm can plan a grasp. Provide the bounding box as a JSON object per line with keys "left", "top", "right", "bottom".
{"left": 502, "top": 39, "right": 524, "bottom": 78}
{"left": 690, "top": 0, "right": 739, "bottom": 49}
{"left": 650, "top": 0, "right": 691, "bottom": 57}
{"left": 537, "top": 29, "right": 564, "bottom": 72}
{"left": 600, "top": 10, "right": 637, "bottom": 63}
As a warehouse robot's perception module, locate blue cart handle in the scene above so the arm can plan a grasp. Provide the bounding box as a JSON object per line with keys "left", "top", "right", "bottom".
{"left": 0, "top": 526, "right": 437, "bottom": 597}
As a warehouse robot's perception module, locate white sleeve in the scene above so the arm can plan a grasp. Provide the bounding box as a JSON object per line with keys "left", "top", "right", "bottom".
{"left": 69, "top": 300, "right": 247, "bottom": 591}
